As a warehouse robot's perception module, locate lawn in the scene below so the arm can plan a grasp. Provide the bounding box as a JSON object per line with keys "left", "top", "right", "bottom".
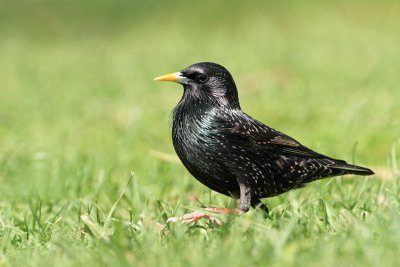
{"left": 0, "top": 1, "right": 399, "bottom": 266}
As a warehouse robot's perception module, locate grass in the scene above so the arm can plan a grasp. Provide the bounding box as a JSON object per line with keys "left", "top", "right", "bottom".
{"left": 0, "top": 0, "right": 399, "bottom": 266}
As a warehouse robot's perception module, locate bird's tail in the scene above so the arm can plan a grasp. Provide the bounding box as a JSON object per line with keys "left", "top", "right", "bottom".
{"left": 330, "top": 162, "right": 374, "bottom": 176}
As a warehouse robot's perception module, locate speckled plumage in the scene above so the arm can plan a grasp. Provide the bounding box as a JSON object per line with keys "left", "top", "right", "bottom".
{"left": 161, "top": 62, "right": 373, "bottom": 213}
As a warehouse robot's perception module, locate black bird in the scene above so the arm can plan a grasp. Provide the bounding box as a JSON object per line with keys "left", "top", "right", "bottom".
{"left": 155, "top": 62, "right": 373, "bottom": 223}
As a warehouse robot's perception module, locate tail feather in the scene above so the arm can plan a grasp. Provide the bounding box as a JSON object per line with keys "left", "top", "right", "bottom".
{"left": 330, "top": 163, "right": 374, "bottom": 176}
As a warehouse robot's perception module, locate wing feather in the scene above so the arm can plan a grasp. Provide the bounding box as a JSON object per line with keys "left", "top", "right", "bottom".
{"left": 213, "top": 110, "right": 341, "bottom": 161}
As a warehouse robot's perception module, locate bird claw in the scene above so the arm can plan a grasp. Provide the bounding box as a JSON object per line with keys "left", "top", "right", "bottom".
{"left": 167, "top": 210, "right": 223, "bottom": 225}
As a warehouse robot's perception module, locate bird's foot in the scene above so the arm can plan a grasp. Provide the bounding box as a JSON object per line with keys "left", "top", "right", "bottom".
{"left": 167, "top": 211, "right": 223, "bottom": 225}
{"left": 167, "top": 208, "right": 242, "bottom": 225}
{"left": 204, "top": 207, "right": 242, "bottom": 215}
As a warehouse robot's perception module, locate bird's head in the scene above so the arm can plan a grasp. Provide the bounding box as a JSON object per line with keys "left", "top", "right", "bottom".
{"left": 154, "top": 62, "right": 240, "bottom": 109}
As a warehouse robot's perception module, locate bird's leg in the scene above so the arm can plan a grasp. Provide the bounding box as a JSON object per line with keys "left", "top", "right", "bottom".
{"left": 239, "top": 183, "right": 269, "bottom": 215}
{"left": 238, "top": 182, "right": 252, "bottom": 212}
{"left": 167, "top": 185, "right": 247, "bottom": 224}
{"left": 167, "top": 183, "right": 254, "bottom": 225}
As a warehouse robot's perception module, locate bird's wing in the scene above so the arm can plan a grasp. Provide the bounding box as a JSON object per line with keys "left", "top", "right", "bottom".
{"left": 213, "top": 110, "right": 338, "bottom": 160}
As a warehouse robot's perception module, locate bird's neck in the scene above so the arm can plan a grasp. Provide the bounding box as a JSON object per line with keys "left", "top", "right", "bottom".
{"left": 173, "top": 94, "right": 213, "bottom": 124}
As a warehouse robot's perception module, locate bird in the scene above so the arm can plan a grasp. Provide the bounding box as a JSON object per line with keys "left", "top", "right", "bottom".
{"left": 154, "top": 62, "right": 374, "bottom": 224}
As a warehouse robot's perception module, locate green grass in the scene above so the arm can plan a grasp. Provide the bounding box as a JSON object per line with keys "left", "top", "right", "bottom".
{"left": 0, "top": 1, "right": 399, "bottom": 266}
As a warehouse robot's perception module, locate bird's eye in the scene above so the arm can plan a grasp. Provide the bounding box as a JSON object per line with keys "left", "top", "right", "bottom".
{"left": 197, "top": 74, "right": 208, "bottom": 83}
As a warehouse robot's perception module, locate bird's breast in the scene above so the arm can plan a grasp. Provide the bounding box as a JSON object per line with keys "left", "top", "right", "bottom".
{"left": 171, "top": 106, "right": 241, "bottom": 197}
{"left": 172, "top": 105, "right": 220, "bottom": 164}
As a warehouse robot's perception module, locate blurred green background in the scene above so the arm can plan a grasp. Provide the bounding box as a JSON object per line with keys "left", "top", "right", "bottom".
{"left": 0, "top": 1, "right": 399, "bottom": 266}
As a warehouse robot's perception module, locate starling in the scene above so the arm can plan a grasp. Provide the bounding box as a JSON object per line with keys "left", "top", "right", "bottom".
{"left": 155, "top": 62, "right": 373, "bottom": 223}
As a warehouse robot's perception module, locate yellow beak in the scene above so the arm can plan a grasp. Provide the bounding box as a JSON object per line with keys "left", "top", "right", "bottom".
{"left": 154, "top": 72, "right": 180, "bottom": 82}
{"left": 154, "top": 72, "right": 189, "bottom": 84}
